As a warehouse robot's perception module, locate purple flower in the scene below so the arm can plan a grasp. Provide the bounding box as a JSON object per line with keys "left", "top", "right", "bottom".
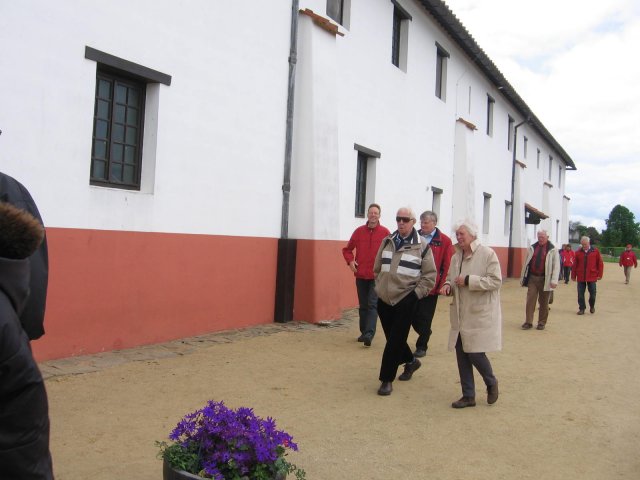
{"left": 162, "top": 400, "right": 304, "bottom": 479}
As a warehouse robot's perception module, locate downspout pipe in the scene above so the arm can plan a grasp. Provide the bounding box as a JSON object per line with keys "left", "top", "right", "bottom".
{"left": 274, "top": 0, "right": 299, "bottom": 323}
{"left": 507, "top": 117, "right": 530, "bottom": 278}
{"left": 280, "top": 0, "right": 299, "bottom": 239}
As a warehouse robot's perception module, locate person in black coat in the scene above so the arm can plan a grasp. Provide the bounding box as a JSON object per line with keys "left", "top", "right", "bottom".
{"left": 0, "top": 171, "right": 49, "bottom": 340}
{"left": 0, "top": 201, "right": 54, "bottom": 479}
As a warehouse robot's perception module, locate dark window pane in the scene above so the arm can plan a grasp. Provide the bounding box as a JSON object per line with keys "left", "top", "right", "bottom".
{"left": 127, "top": 89, "right": 139, "bottom": 106}
{"left": 112, "top": 124, "right": 125, "bottom": 142}
{"left": 97, "top": 100, "right": 110, "bottom": 119}
{"left": 97, "top": 79, "right": 112, "bottom": 100}
{"left": 124, "top": 146, "right": 135, "bottom": 164}
{"left": 93, "top": 140, "right": 107, "bottom": 159}
{"left": 115, "top": 84, "right": 127, "bottom": 104}
{"left": 112, "top": 143, "right": 123, "bottom": 161}
{"left": 126, "top": 108, "right": 138, "bottom": 126}
{"left": 95, "top": 119, "right": 108, "bottom": 139}
{"left": 110, "top": 162, "right": 123, "bottom": 182}
{"left": 92, "top": 160, "right": 106, "bottom": 180}
{"left": 123, "top": 164, "right": 135, "bottom": 184}
{"left": 125, "top": 127, "right": 137, "bottom": 145}
{"left": 114, "top": 105, "right": 126, "bottom": 123}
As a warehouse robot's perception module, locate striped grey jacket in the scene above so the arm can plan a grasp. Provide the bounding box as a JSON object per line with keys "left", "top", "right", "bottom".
{"left": 374, "top": 228, "right": 437, "bottom": 306}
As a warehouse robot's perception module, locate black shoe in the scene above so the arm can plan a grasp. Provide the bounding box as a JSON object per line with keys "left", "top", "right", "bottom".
{"left": 536, "top": 324, "right": 545, "bottom": 330}
{"left": 363, "top": 336, "right": 372, "bottom": 347}
{"left": 357, "top": 334, "right": 366, "bottom": 342}
{"left": 451, "top": 396, "right": 476, "bottom": 408}
{"left": 398, "top": 358, "right": 421, "bottom": 381}
{"left": 377, "top": 381, "right": 393, "bottom": 396}
{"left": 590, "top": 306, "right": 595, "bottom": 314}
{"left": 521, "top": 323, "right": 533, "bottom": 330}
{"left": 413, "top": 348, "right": 427, "bottom": 358}
{"left": 487, "top": 381, "right": 499, "bottom": 404}
{"left": 577, "top": 310, "right": 585, "bottom": 315}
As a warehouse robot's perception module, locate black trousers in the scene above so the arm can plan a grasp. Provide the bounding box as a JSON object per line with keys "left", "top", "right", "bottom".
{"left": 411, "top": 295, "right": 439, "bottom": 352}
{"left": 377, "top": 293, "right": 417, "bottom": 382}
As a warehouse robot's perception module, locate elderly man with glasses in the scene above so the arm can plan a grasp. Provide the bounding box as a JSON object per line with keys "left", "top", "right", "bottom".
{"left": 373, "top": 207, "right": 437, "bottom": 396}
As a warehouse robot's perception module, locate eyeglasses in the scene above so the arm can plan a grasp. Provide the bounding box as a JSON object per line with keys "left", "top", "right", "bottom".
{"left": 396, "top": 216, "right": 412, "bottom": 223}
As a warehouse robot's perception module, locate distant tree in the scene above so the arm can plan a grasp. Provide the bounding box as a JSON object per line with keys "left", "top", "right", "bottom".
{"left": 585, "top": 227, "right": 601, "bottom": 244}
{"left": 570, "top": 221, "right": 588, "bottom": 239}
{"left": 601, "top": 205, "right": 640, "bottom": 247}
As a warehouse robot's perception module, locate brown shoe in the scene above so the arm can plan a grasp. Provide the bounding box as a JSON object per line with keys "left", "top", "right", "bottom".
{"left": 377, "top": 381, "right": 393, "bottom": 396}
{"left": 398, "top": 358, "right": 421, "bottom": 381}
{"left": 590, "top": 306, "right": 595, "bottom": 314}
{"left": 521, "top": 323, "right": 533, "bottom": 330}
{"left": 577, "top": 310, "right": 585, "bottom": 315}
{"left": 451, "top": 396, "right": 476, "bottom": 408}
{"left": 487, "top": 381, "right": 499, "bottom": 404}
{"left": 536, "top": 324, "right": 545, "bottom": 330}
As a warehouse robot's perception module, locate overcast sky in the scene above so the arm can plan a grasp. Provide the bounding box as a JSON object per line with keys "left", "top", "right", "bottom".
{"left": 443, "top": 0, "right": 640, "bottom": 231}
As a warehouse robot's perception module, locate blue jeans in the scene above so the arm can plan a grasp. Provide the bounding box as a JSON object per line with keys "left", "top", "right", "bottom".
{"left": 355, "top": 278, "right": 378, "bottom": 339}
{"left": 577, "top": 281, "right": 597, "bottom": 311}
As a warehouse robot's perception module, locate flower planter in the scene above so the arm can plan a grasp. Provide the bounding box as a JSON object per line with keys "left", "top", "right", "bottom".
{"left": 163, "top": 459, "right": 287, "bottom": 480}
{"left": 163, "top": 459, "right": 202, "bottom": 480}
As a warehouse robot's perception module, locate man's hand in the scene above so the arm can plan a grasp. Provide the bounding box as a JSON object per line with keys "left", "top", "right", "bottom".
{"left": 349, "top": 261, "right": 358, "bottom": 273}
{"left": 550, "top": 282, "right": 557, "bottom": 289}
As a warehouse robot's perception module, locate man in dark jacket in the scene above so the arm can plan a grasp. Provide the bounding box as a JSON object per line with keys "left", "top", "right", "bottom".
{"left": 0, "top": 201, "right": 54, "bottom": 479}
{"left": 0, "top": 171, "right": 49, "bottom": 340}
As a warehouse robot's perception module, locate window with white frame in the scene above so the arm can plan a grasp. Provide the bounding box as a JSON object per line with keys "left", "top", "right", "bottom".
{"left": 504, "top": 201, "right": 512, "bottom": 236}
{"left": 548, "top": 155, "right": 553, "bottom": 181}
{"left": 558, "top": 165, "right": 562, "bottom": 187}
{"left": 391, "top": 1, "right": 411, "bottom": 71}
{"left": 486, "top": 95, "right": 494, "bottom": 136}
{"left": 85, "top": 46, "right": 171, "bottom": 191}
{"left": 431, "top": 186, "right": 442, "bottom": 218}
{"left": 483, "top": 193, "right": 491, "bottom": 234}
{"left": 435, "top": 42, "right": 449, "bottom": 100}
{"left": 523, "top": 136, "right": 528, "bottom": 159}
{"left": 507, "top": 116, "right": 514, "bottom": 151}
{"left": 327, "top": 0, "right": 350, "bottom": 28}
{"left": 537, "top": 148, "right": 541, "bottom": 169}
{"left": 354, "top": 144, "right": 380, "bottom": 217}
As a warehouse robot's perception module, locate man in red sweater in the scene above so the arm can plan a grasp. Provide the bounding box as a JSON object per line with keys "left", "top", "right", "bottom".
{"left": 404, "top": 211, "right": 452, "bottom": 365}
{"left": 619, "top": 244, "right": 637, "bottom": 284}
{"left": 571, "top": 236, "right": 604, "bottom": 315}
{"left": 342, "top": 204, "right": 390, "bottom": 346}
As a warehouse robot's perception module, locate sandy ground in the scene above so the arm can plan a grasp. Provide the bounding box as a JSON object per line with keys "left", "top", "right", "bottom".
{"left": 43, "top": 262, "right": 640, "bottom": 479}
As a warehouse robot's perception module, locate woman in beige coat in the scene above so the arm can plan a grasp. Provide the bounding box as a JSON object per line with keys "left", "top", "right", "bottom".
{"left": 440, "top": 219, "right": 501, "bottom": 409}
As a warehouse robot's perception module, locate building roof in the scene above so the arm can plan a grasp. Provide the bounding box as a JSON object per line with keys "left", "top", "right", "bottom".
{"left": 418, "top": 0, "right": 577, "bottom": 170}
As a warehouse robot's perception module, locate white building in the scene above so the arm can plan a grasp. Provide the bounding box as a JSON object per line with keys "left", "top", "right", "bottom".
{"left": 0, "top": 0, "right": 575, "bottom": 360}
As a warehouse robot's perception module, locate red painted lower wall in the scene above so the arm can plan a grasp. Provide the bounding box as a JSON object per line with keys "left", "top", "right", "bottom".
{"left": 31, "top": 228, "right": 523, "bottom": 361}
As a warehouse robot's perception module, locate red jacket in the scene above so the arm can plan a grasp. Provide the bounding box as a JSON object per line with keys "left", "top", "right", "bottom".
{"left": 342, "top": 223, "right": 390, "bottom": 280}
{"left": 419, "top": 228, "right": 453, "bottom": 295}
{"left": 572, "top": 247, "right": 604, "bottom": 282}
{"left": 562, "top": 249, "right": 575, "bottom": 267}
{"left": 619, "top": 250, "right": 637, "bottom": 267}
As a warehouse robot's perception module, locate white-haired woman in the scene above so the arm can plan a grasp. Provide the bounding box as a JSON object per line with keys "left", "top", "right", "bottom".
{"left": 439, "top": 219, "right": 501, "bottom": 408}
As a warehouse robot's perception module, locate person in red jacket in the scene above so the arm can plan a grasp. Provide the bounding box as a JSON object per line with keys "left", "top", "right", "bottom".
{"left": 342, "top": 203, "right": 390, "bottom": 346}
{"left": 403, "top": 211, "right": 452, "bottom": 366}
{"left": 561, "top": 244, "right": 575, "bottom": 284}
{"left": 571, "top": 236, "right": 604, "bottom": 315}
{"left": 619, "top": 244, "right": 638, "bottom": 284}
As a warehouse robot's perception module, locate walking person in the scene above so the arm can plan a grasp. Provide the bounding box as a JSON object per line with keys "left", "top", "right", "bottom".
{"left": 520, "top": 230, "right": 560, "bottom": 331}
{"left": 0, "top": 202, "right": 54, "bottom": 479}
{"left": 399, "top": 211, "right": 451, "bottom": 380}
{"left": 619, "top": 244, "right": 637, "bottom": 284}
{"left": 561, "top": 244, "right": 575, "bottom": 284}
{"left": 342, "top": 203, "right": 390, "bottom": 346}
{"left": 572, "top": 236, "right": 604, "bottom": 315}
{"left": 374, "top": 207, "right": 436, "bottom": 396}
{"left": 439, "top": 219, "right": 501, "bottom": 409}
